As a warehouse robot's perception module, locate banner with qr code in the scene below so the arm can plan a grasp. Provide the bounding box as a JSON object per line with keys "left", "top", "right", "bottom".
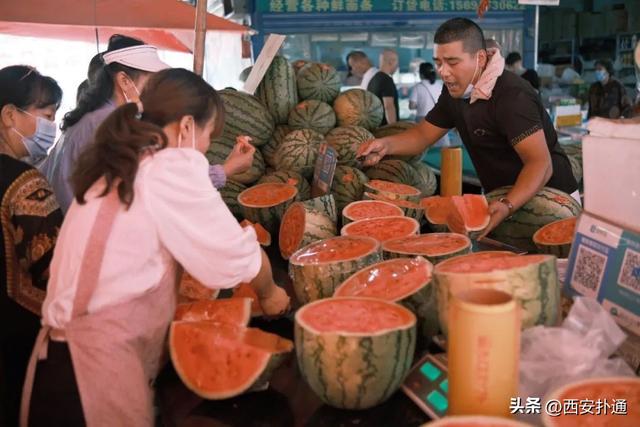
{"left": 565, "top": 213, "right": 640, "bottom": 335}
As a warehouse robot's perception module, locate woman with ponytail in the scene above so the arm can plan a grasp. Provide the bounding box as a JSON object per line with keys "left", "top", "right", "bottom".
{"left": 21, "top": 68, "right": 290, "bottom": 426}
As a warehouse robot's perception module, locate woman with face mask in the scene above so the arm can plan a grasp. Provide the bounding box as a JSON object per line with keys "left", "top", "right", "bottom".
{"left": 20, "top": 68, "right": 290, "bottom": 426}
{"left": 0, "top": 65, "right": 64, "bottom": 427}
{"left": 587, "top": 59, "right": 633, "bottom": 120}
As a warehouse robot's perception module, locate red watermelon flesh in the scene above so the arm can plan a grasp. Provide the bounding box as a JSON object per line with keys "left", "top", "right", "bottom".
{"left": 240, "top": 219, "right": 272, "bottom": 246}
{"left": 533, "top": 216, "right": 577, "bottom": 245}
{"left": 343, "top": 200, "right": 404, "bottom": 222}
{"left": 367, "top": 179, "right": 421, "bottom": 197}
{"left": 341, "top": 216, "right": 420, "bottom": 242}
{"left": 382, "top": 233, "right": 471, "bottom": 257}
{"left": 290, "top": 235, "right": 379, "bottom": 264}
{"left": 446, "top": 194, "right": 490, "bottom": 234}
{"left": 421, "top": 196, "right": 450, "bottom": 224}
{"left": 238, "top": 183, "right": 298, "bottom": 207}
{"left": 174, "top": 298, "right": 252, "bottom": 324}
{"left": 231, "top": 283, "right": 264, "bottom": 317}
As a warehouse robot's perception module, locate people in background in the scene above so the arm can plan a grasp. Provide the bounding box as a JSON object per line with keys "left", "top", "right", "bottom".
{"left": 0, "top": 65, "right": 64, "bottom": 427}
{"left": 344, "top": 52, "right": 362, "bottom": 86}
{"left": 587, "top": 59, "right": 633, "bottom": 119}
{"left": 409, "top": 62, "right": 450, "bottom": 147}
{"left": 505, "top": 51, "right": 540, "bottom": 90}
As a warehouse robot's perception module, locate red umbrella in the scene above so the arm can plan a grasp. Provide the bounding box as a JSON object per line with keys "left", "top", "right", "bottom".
{"left": 0, "top": 0, "right": 249, "bottom": 53}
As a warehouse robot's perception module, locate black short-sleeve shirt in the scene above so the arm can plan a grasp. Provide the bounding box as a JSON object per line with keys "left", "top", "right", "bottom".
{"left": 367, "top": 71, "right": 399, "bottom": 126}
{"left": 426, "top": 70, "right": 577, "bottom": 194}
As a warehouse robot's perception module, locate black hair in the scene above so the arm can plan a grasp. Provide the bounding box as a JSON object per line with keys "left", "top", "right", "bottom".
{"left": 0, "top": 65, "right": 63, "bottom": 112}
{"left": 595, "top": 59, "right": 614, "bottom": 77}
{"left": 61, "top": 34, "right": 147, "bottom": 131}
{"left": 434, "top": 18, "right": 486, "bottom": 53}
{"left": 505, "top": 52, "right": 522, "bottom": 66}
{"left": 419, "top": 62, "right": 436, "bottom": 84}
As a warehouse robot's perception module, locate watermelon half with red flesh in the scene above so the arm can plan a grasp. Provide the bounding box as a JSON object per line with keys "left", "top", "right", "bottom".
{"left": 363, "top": 191, "right": 424, "bottom": 222}
{"left": 231, "top": 283, "right": 264, "bottom": 317}
{"left": 421, "top": 195, "right": 450, "bottom": 232}
{"left": 532, "top": 216, "right": 577, "bottom": 258}
{"left": 279, "top": 201, "right": 337, "bottom": 260}
{"left": 382, "top": 233, "right": 472, "bottom": 264}
{"left": 295, "top": 297, "right": 416, "bottom": 409}
{"left": 174, "top": 298, "right": 252, "bottom": 324}
{"left": 240, "top": 219, "right": 271, "bottom": 246}
{"left": 178, "top": 272, "right": 220, "bottom": 303}
{"left": 170, "top": 321, "right": 293, "bottom": 400}
{"left": 341, "top": 199, "right": 404, "bottom": 225}
{"left": 238, "top": 183, "right": 298, "bottom": 234}
{"left": 421, "top": 194, "right": 490, "bottom": 237}
{"left": 341, "top": 216, "right": 420, "bottom": 243}
{"left": 364, "top": 179, "right": 421, "bottom": 201}
{"left": 334, "top": 257, "right": 439, "bottom": 338}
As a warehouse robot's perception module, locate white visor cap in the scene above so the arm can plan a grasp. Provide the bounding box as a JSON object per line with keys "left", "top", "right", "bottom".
{"left": 103, "top": 45, "right": 170, "bottom": 73}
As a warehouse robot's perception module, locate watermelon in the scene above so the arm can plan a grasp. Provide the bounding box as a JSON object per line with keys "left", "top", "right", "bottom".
{"left": 373, "top": 121, "right": 422, "bottom": 163}
{"left": 561, "top": 143, "right": 583, "bottom": 184}
{"left": 292, "top": 59, "right": 310, "bottom": 74}
{"left": 256, "top": 56, "right": 298, "bottom": 125}
{"left": 216, "top": 89, "right": 275, "bottom": 147}
{"left": 297, "top": 62, "right": 342, "bottom": 104}
{"left": 303, "top": 194, "right": 338, "bottom": 224}
{"left": 231, "top": 283, "right": 263, "bottom": 317}
{"left": 330, "top": 165, "right": 369, "bottom": 213}
{"left": 289, "top": 236, "right": 382, "bottom": 304}
{"left": 174, "top": 298, "right": 252, "bottom": 323}
{"left": 364, "top": 179, "right": 421, "bottom": 202}
{"left": 382, "top": 233, "right": 472, "bottom": 264}
{"left": 424, "top": 416, "right": 535, "bottom": 427}
{"left": 261, "top": 125, "right": 292, "bottom": 168}
{"left": 409, "top": 161, "right": 437, "bottom": 197}
{"left": 206, "top": 139, "right": 265, "bottom": 184}
{"left": 170, "top": 321, "right": 293, "bottom": 399}
{"left": 275, "top": 129, "right": 324, "bottom": 179}
{"left": 433, "top": 252, "right": 561, "bottom": 335}
{"left": 541, "top": 377, "right": 640, "bottom": 427}
{"left": 532, "top": 216, "right": 577, "bottom": 258}
{"left": 325, "top": 126, "right": 374, "bottom": 166}
{"left": 486, "top": 186, "right": 582, "bottom": 252}
{"left": 421, "top": 195, "right": 450, "bottom": 232}
{"left": 219, "top": 179, "right": 247, "bottom": 219}
{"left": 341, "top": 216, "right": 420, "bottom": 243}
{"left": 295, "top": 297, "right": 416, "bottom": 409}
{"left": 178, "top": 271, "right": 220, "bottom": 302}
{"left": 334, "top": 257, "right": 438, "bottom": 339}
{"left": 238, "top": 183, "right": 298, "bottom": 234}
{"left": 258, "top": 170, "right": 311, "bottom": 201}
{"left": 362, "top": 192, "right": 424, "bottom": 222}
{"left": 445, "top": 194, "right": 490, "bottom": 239}
{"left": 364, "top": 161, "right": 421, "bottom": 196}
{"left": 288, "top": 100, "right": 336, "bottom": 135}
{"left": 333, "top": 89, "right": 384, "bottom": 130}
{"left": 279, "top": 202, "right": 337, "bottom": 260}
{"left": 342, "top": 200, "right": 404, "bottom": 225}
{"left": 240, "top": 219, "right": 271, "bottom": 246}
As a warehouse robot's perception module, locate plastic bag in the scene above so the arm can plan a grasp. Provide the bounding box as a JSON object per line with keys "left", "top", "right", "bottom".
{"left": 519, "top": 296, "right": 635, "bottom": 401}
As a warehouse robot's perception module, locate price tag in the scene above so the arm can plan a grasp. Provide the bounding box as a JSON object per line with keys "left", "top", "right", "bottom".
{"left": 311, "top": 143, "right": 337, "bottom": 198}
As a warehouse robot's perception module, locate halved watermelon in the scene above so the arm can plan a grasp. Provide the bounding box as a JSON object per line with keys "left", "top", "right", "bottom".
{"left": 421, "top": 195, "right": 450, "bottom": 232}
{"left": 382, "top": 233, "right": 472, "bottom": 264}
{"left": 334, "top": 257, "right": 438, "bottom": 338}
{"left": 424, "top": 416, "right": 534, "bottom": 426}
{"left": 170, "top": 321, "right": 293, "bottom": 399}
{"left": 238, "top": 183, "right": 298, "bottom": 234}
{"left": 341, "top": 216, "right": 420, "bottom": 243}
{"left": 342, "top": 199, "right": 404, "bottom": 225}
{"left": 303, "top": 194, "right": 338, "bottom": 224}
{"left": 279, "top": 201, "right": 337, "bottom": 260}
{"left": 434, "top": 252, "right": 561, "bottom": 335}
{"left": 541, "top": 377, "right": 640, "bottom": 427}
{"left": 289, "top": 236, "right": 382, "bottom": 304}
{"left": 295, "top": 297, "right": 416, "bottom": 409}
{"left": 178, "top": 272, "right": 220, "bottom": 303}
{"left": 174, "top": 298, "right": 252, "bottom": 324}
{"left": 363, "top": 191, "right": 424, "bottom": 222}
{"left": 231, "top": 283, "right": 263, "bottom": 317}
{"left": 364, "top": 179, "right": 421, "bottom": 201}
{"left": 446, "top": 194, "right": 490, "bottom": 238}
{"left": 532, "top": 216, "right": 577, "bottom": 258}
{"left": 240, "top": 219, "right": 271, "bottom": 246}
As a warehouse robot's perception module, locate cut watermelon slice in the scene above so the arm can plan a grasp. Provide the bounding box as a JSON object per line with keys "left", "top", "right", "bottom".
{"left": 532, "top": 216, "right": 577, "bottom": 258}
{"left": 231, "top": 283, "right": 263, "bottom": 317}
{"left": 170, "top": 321, "right": 293, "bottom": 400}
{"left": 421, "top": 195, "right": 451, "bottom": 232}
{"left": 341, "top": 216, "right": 420, "bottom": 243}
{"left": 445, "top": 194, "right": 490, "bottom": 237}
{"left": 240, "top": 219, "right": 272, "bottom": 247}
{"left": 178, "top": 272, "right": 220, "bottom": 303}
{"left": 342, "top": 199, "right": 404, "bottom": 225}
{"left": 279, "top": 201, "right": 336, "bottom": 260}
{"left": 174, "top": 298, "right": 252, "bottom": 324}
{"left": 382, "top": 233, "right": 472, "bottom": 264}
{"left": 237, "top": 183, "right": 298, "bottom": 234}
{"left": 364, "top": 179, "right": 421, "bottom": 201}
{"left": 363, "top": 192, "right": 424, "bottom": 222}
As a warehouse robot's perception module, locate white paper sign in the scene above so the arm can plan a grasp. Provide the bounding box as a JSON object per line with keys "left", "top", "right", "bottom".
{"left": 242, "top": 34, "right": 286, "bottom": 95}
{"left": 518, "top": 0, "right": 560, "bottom": 5}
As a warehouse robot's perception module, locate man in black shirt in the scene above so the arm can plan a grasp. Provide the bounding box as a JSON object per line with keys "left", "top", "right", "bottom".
{"left": 368, "top": 49, "right": 399, "bottom": 125}
{"left": 358, "top": 18, "right": 577, "bottom": 237}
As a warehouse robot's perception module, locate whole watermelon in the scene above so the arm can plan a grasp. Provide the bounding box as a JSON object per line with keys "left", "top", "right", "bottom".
{"left": 325, "top": 126, "right": 374, "bottom": 166}
{"left": 333, "top": 89, "right": 384, "bottom": 131}
{"left": 206, "top": 139, "right": 265, "bottom": 185}
{"left": 256, "top": 56, "right": 298, "bottom": 125}
{"left": 275, "top": 129, "right": 324, "bottom": 179}
{"left": 219, "top": 179, "right": 247, "bottom": 218}
{"left": 288, "top": 100, "right": 336, "bottom": 135}
{"left": 297, "top": 63, "right": 342, "bottom": 104}
{"left": 331, "top": 165, "right": 369, "bottom": 213}
{"left": 217, "top": 89, "right": 274, "bottom": 147}
{"left": 261, "top": 125, "right": 292, "bottom": 168}
{"left": 364, "top": 160, "right": 420, "bottom": 188}
{"left": 374, "top": 121, "right": 422, "bottom": 162}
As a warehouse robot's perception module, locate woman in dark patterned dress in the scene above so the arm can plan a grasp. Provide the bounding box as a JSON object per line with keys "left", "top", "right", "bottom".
{"left": 0, "top": 65, "right": 63, "bottom": 426}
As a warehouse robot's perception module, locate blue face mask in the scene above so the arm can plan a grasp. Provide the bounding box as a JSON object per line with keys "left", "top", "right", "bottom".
{"left": 12, "top": 110, "right": 57, "bottom": 160}
{"left": 595, "top": 70, "right": 608, "bottom": 83}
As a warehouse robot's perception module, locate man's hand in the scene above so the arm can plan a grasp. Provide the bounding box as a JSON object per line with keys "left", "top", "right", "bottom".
{"left": 478, "top": 200, "right": 511, "bottom": 239}
{"left": 223, "top": 136, "right": 255, "bottom": 177}
{"left": 356, "top": 138, "right": 389, "bottom": 167}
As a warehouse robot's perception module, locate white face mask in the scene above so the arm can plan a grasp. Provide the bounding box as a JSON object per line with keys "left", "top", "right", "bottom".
{"left": 462, "top": 53, "right": 481, "bottom": 100}
{"left": 122, "top": 79, "right": 141, "bottom": 104}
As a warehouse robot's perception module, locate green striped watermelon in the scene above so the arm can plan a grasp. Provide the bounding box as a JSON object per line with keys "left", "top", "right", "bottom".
{"left": 275, "top": 129, "right": 324, "bottom": 179}
{"left": 434, "top": 252, "right": 561, "bottom": 335}
{"left": 330, "top": 165, "right": 369, "bottom": 213}
{"left": 289, "top": 236, "right": 382, "bottom": 304}
{"left": 295, "top": 297, "right": 416, "bottom": 409}
{"left": 333, "top": 89, "right": 384, "bottom": 131}
{"left": 292, "top": 59, "right": 310, "bottom": 74}
{"left": 219, "top": 179, "right": 246, "bottom": 218}
{"left": 206, "top": 139, "right": 265, "bottom": 184}
{"left": 325, "top": 126, "right": 374, "bottom": 166}
{"left": 288, "top": 100, "right": 336, "bottom": 135}
{"left": 217, "top": 89, "right": 275, "bottom": 147}
{"left": 373, "top": 121, "right": 422, "bottom": 162}
{"left": 258, "top": 170, "right": 311, "bottom": 201}
{"left": 238, "top": 183, "right": 298, "bottom": 234}
{"left": 303, "top": 194, "right": 338, "bottom": 224}
{"left": 409, "top": 161, "right": 437, "bottom": 197}
{"left": 382, "top": 233, "right": 472, "bottom": 264}
{"left": 297, "top": 63, "right": 342, "bottom": 104}
{"left": 561, "top": 143, "right": 583, "bottom": 184}
{"left": 279, "top": 202, "right": 337, "bottom": 259}
{"left": 485, "top": 186, "right": 582, "bottom": 253}
{"left": 364, "top": 160, "right": 421, "bottom": 194}
{"left": 261, "top": 125, "right": 292, "bottom": 168}
{"left": 256, "top": 56, "right": 298, "bottom": 125}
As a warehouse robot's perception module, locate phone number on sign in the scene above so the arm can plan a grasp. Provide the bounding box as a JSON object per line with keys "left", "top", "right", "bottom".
{"left": 509, "top": 397, "right": 628, "bottom": 416}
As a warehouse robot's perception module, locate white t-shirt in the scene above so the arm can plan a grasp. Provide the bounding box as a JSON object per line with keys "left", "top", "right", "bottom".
{"left": 360, "top": 67, "right": 379, "bottom": 90}
{"left": 42, "top": 148, "right": 262, "bottom": 328}
{"left": 410, "top": 79, "right": 444, "bottom": 120}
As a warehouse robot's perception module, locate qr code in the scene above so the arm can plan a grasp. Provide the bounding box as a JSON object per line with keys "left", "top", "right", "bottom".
{"left": 570, "top": 244, "right": 606, "bottom": 297}
{"left": 618, "top": 248, "right": 640, "bottom": 295}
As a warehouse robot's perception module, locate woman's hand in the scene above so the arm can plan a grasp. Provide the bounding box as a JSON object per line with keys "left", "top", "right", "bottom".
{"left": 223, "top": 136, "right": 255, "bottom": 177}
{"left": 258, "top": 284, "right": 291, "bottom": 317}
